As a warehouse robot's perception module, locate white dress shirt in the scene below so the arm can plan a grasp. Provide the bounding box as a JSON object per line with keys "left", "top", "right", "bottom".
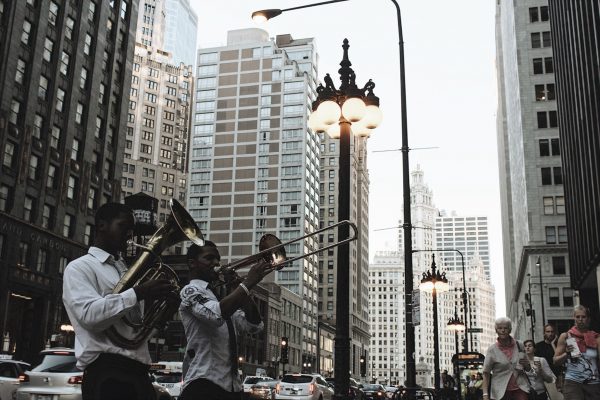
{"left": 179, "top": 279, "right": 263, "bottom": 393}
{"left": 62, "top": 247, "right": 150, "bottom": 370}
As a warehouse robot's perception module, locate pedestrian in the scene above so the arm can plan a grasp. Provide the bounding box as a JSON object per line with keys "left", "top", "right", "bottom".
{"left": 522, "top": 339, "right": 555, "bottom": 400}
{"left": 481, "top": 317, "right": 530, "bottom": 400}
{"left": 62, "top": 202, "right": 176, "bottom": 400}
{"left": 535, "top": 324, "right": 564, "bottom": 398}
{"left": 553, "top": 305, "right": 600, "bottom": 399}
{"left": 441, "top": 370, "right": 456, "bottom": 399}
{"left": 178, "top": 241, "right": 271, "bottom": 400}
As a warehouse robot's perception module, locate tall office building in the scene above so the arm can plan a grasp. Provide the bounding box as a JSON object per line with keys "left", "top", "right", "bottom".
{"left": 163, "top": 0, "right": 198, "bottom": 67}
{"left": 548, "top": 1, "right": 600, "bottom": 313}
{"left": 188, "top": 28, "right": 321, "bottom": 369}
{"left": 496, "top": 0, "right": 573, "bottom": 339}
{"left": 0, "top": 0, "right": 139, "bottom": 362}
{"left": 436, "top": 212, "right": 490, "bottom": 278}
{"left": 368, "top": 251, "right": 405, "bottom": 385}
{"left": 121, "top": 0, "right": 194, "bottom": 255}
{"left": 319, "top": 92, "right": 371, "bottom": 378}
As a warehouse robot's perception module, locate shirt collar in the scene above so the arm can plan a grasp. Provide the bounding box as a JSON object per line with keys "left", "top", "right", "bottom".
{"left": 88, "top": 246, "right": 119, "bottom": 265}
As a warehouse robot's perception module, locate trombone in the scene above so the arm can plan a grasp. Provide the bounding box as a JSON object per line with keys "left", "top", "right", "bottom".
{"left": 216, "top": 220, "right": 358, "bottom": 275}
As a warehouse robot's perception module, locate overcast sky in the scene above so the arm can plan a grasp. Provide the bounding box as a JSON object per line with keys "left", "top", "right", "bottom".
{"left": 189, "top": 0, "right": 505, "bottom": 316}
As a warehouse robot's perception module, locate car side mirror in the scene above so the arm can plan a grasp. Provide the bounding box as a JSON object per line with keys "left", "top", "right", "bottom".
{"left": 358, "top": 384, "right": 364, "bottom": 388}
{"left": 149, "top": 374, "right": 156, "bottom": 382}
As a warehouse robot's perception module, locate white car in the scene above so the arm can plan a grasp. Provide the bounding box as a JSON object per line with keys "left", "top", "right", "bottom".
{"left": 152, "top": 362, "right": 183, "bottom": 400}
{"left": 0, "top": 359, "right": 30, "bottom": 400}
{"left": 275, "top": 374, "right": 333, "bottom": 400}
{"left": 243, "top": 375, "right": 275, "bottom": 396}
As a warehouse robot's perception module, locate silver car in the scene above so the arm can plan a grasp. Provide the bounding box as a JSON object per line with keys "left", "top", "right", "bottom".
{"left": 16, "top": 348, "right": 171, "bottom": 400}
{"left": 275, "top": 374, "right": 333, "bottom": 400}
{"left": 0, "top": 359, "right": 30, "bottom": 400}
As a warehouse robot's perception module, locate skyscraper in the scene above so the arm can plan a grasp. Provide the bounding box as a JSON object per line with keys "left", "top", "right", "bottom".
{"left": 163, "top": 0, "right": 198, "bottom": 67}
{"left": 189, "top": 28, "right": 321, "bottom": 370}
{"left": 496, "top": 0, "right": 573, "bottom": 339}
{"left": 121, "top": 0, "right": 194, "bottom": 255}
{"left": 0, "top": 0, "right": 139, "bottom": 362}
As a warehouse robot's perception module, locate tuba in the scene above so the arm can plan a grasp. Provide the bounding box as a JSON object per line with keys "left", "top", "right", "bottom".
{"left": 105, "top": 199, "right": 204, "bottom": 349}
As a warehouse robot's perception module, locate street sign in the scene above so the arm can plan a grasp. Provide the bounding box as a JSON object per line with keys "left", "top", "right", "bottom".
{"left": 467, "top": 328, "right": 483, "bottom": 333}
{"left": 412, "top": 289, "right": 420, "bottom": 326}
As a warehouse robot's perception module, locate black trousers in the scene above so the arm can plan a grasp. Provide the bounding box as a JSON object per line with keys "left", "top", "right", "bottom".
{"left": 82, "top": 353, "right": 154, "bottom": 400}
{"left": 180, "top": 378, "right": 242, "bottom": 400}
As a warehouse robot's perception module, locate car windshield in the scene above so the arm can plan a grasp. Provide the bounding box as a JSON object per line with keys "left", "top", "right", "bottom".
{"left": 32, "top": 354, "right": 78, "bottom": 373}
{"left": 245, "top": 377, "right": 267, "bottom": 384}
{"left": 282, "top": 375, "right": 312, "bottom": 384}
{"left": 363, "top": 384, "right": 383, "bottom": 391}
{"left": 155, "top": 373, "right": 182, "bottom": 383}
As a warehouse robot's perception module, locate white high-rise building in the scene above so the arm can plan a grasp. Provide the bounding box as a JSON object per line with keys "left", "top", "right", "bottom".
{"left": 368, "top": 252, "right": 405, "bottom": 385}
{"left": 496, "top": 0, "right": 573, "bottom": 339}
{"left": 435, "top": 213, "right": 490, "bottom": 278}
{"left": 163, "top": 0, "right": 198, "bottom": 67}
{"left": 188, "top": 28, "right": 321, "bottom": 367}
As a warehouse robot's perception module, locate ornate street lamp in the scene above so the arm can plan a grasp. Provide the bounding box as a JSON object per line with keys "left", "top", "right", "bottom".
{"left": 447, "top": 293, "right": 465, "bottom": 400}
{"left": 419, "top": 255, "right": 449, "bottom": 392}
{"left": 307, "top": 39, "right": 382, "bottom": 400}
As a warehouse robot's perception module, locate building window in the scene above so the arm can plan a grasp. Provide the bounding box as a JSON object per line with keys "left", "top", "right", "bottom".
{"left": 21, "top": 20, "right": 32, "bottom": 45}
{"left": 543, "top": 197, "right": 554, "bottom": 215}
{"left": 84, "top": 33, "right": 93, "bottom": 55}
{"left": 76, "top": 103, "right": 84, "bottom": 124}
{"left": 552, "top": 256, "right": 566, "bottom": 275}
{"left": 51, "top": 126, "right": 61, "bottom": 148}
{"left": 65, "top": 17, "right": 75, "bottom": 40}
{"left": 18, "top": 242, "right": 29, "bottom": 268}
{"left": 15, "top": 58, "right": 26, "bottom": 84}
{"left": 558, "top": 226, "right": 567, "bottom": 243}
{"left": 84, "top": 224, "right": 92, "bottom": 245}
{"left": 529, "top": 6, "right": 549, "bottom": 23}
{"left": 9, "top": 99, "right": 20, "bottom": 124}
{"left": 63, "top": 214, "right": 73, "bottom": 237}
{"left": 545, "top": 227, "right": 556, "bottom": 244}
{"left": 71, "top": 139, "right": 80, "bottom": 161}
{"left": 28, "top": 155, "right": 39, "bottom": 180}
{"left": 32, "top": 114, "right": 43, "bottom": 139}
{"left": 47, "top": 165, "right": 57, "bottom": 189}
{"left": 56, "top": 88, "right": 65, "bottom": 112}
{"left": 67, "top": 176, "right": 77, "bottom": 199}
{"left": 537, "top": 111, "right": 558, "bottom": 129}
{"left": 80, "top": 67, "right": 88, "bottom": 89}
{"left": 535, "top": 84, "right": 555, "bottom": 101}
{"left": 38, "top": 75, "right": 49, "bottom": 99}
{"left": 48, "top": 1, "right": 58, "bottom": 25}
{"left": 43, "top": 37, "right": 54, "bottom": 61}
{"left": 36, "top": 249, "right": 48, "bottom": 273}
{"left": 556, "top": 196, "right": 565, "bottom": 214}
{"left": 548, "top": 288, "right": 560, "bottom": 307}
{"left": 41, "top": 204, "right": 54, "bottom": 229}
{"left": 0, "top": 185, "right": 11, "bottom": 212}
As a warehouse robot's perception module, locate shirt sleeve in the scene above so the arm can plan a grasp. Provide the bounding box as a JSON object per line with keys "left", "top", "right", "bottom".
{"left": 482, "top": 348, "right": 494, "bottom": 373}
{"left": 179, "top": 284, "right": 225, "bottom": 328}
{"left": 62, "top": 261, "right": 138, "bottom": 332}
{"left": 539, "top": 358, "right": 555, "bottom": 381}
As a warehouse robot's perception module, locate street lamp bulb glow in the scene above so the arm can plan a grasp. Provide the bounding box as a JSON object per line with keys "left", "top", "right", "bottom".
{"left": 420, "top": 280, "right": 434, "bottom": 293}
{"left": 351, "top": 121, "right": 372, "bottom": 138}
{"left": 326, "top": 123, "right": 341, "bottom": 139}
{"left": 308, "top": 112, "right": 328, "bottom": 133}
{"left": 341, "top": 97, "right": 366, "bottom": 122}
{"left": 252, "top": 13, "right": 267, "bottom": 23}
{"left": 317, "top": 100, "right": 341, "bottom": 125}
{"left": 362, "top": 105, "right": 383, "bottom": 129}
{"left": 435, "top": 280, "right": 450, "bottom": 293}
{"left": 251, "top": 9, "right": 282, "bottom": 23}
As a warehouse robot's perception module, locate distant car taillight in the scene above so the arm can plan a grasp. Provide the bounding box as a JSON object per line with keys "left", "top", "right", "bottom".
{"left": 309, "top": 383, "right": 315, "bottom": 394}
{"left": 275, "top": 383, "right": 280, "bottom": 394}
{"left": 18, "top": 374, "right": 29, "bottom": 383}
{"left": 68, "top": 375, "right": 83, "bottom": 384}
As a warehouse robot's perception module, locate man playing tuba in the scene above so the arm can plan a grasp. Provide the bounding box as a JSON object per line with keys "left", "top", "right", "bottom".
{"left": 62, "top": 203, "right": 176, "bottom": 400}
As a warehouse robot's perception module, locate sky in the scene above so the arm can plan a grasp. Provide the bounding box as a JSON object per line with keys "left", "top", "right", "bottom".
{"left": 189, "top": 0, "right": 505, "bottom": 316}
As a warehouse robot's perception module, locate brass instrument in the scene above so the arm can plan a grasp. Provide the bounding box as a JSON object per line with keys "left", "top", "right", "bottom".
{"left": 105, "top": 199, "right": 204, "bottom": 349}
{"left": 216, "top": 220, "right": 358, "bottom": 279}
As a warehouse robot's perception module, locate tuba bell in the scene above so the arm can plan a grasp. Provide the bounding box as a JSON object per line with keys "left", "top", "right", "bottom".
{"left": 105, "top": 199, "right": 204, "bottom": 349}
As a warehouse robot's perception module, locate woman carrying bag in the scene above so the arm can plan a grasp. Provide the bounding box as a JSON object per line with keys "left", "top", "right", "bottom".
{"left": 521, "top": 340, "right": 555, "bottom": 400}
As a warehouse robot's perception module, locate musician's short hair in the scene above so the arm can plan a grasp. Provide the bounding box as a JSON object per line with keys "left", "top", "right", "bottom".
{"left": 523, "top": 339, "right": 535, "bottom": 347}
{"left": 495, "top": 317, "right": 512, "bottom": 330}
{"left": 187, "top": 241, "right": 217, "bottom": 261}
{"left": 94, "top": 202, "right": 133, "bottom": 227}
{"left": 573, "top": 304, "right": 590, "bottom": 317}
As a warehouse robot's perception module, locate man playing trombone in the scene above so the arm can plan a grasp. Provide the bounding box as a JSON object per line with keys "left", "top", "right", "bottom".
{"left": 179, "top": 241, "right": 271, "bottom": 400}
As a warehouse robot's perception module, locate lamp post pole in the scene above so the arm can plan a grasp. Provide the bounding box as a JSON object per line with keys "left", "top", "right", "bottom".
{"left": 527, "top": 274, "right": 535, "bottom": 340}
{"left": 536, "top": 257, "right": 546, "bottom": 326}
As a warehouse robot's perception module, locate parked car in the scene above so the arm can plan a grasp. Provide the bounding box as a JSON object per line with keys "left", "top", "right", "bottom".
{"left": 275, "top": 373, "right": 333, "bottom": 400}
{"left": 243, "top": 375, "right": 275, "bottom": 397}
{"left": 361, "top": 384, "right": 387, "bottom": 400}
{"left": 0, "top": 359, "right": 30, "bottom": 400}
{"left": 250, "top": 378, "right": 279, "bottom": 399}
{"left": 384, "top": 386, "right": 398, "bottom": 399}
{"left": 16, "top": 348, "right": 171, "bottom": 400}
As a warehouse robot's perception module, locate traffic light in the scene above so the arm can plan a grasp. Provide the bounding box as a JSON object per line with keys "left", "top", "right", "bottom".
{"left": 359, "top": 355, "right": 367, "bottom": 376}
{"left": 280, "top": 337, "right": 289, "bottom": 364}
